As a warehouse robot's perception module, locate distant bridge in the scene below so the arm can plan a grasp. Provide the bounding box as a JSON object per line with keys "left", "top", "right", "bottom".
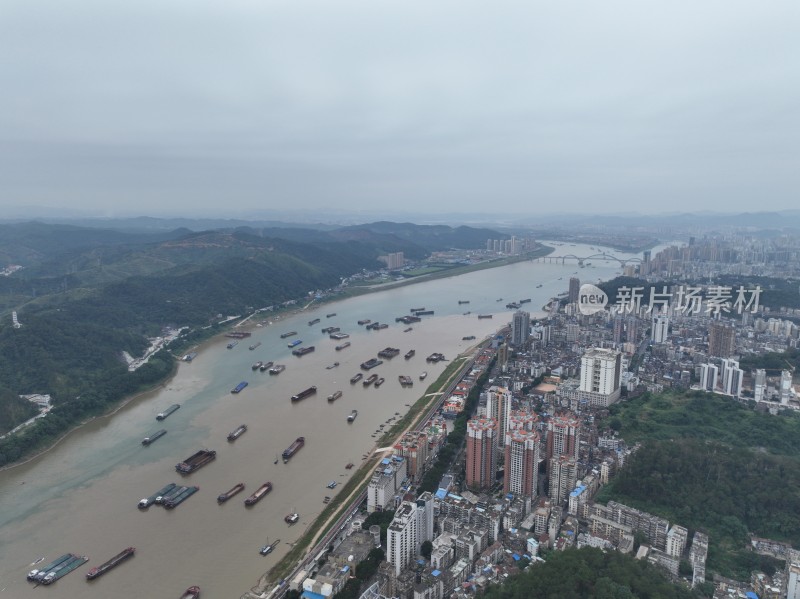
{"left": 536, "top": 252, "right": 643, "bottom": 267}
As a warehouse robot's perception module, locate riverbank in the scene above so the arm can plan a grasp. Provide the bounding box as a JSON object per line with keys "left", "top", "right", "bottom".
{"left": 246, "top": 352, "right": 479, "bottom": 596}
{"left": 340, "top": 245, "right": 554, "bottom": 298}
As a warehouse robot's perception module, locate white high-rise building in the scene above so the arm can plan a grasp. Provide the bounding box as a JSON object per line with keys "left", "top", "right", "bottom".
{"left": 579, "top": 348, "right": 621, "bottom": 396}
{"left": 386, "top": 494, "right": 435, "bottom": 576}
{"left": 720, "top": 359, "right": 743, "bottom": 397}
{"left": 754, "top": 369, "right": 767, "bottom": 402}
{"left": 652, "top": 315, "right": 669, "bottom": 343}
{"left": 666, "top": 525, "right": 689, "bottom": 558}
{"left": 781, "top": 370, "right": 793, "bottom": 405}
{"left": 699, "top": 364, "right": 718, "bottom": 392}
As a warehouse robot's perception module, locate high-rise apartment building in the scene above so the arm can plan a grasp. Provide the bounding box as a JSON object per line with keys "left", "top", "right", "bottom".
{"left": 466, "top": 418, "right": 498, "bottom": 491}
{"left": 781, "top": 370, "right": 793, "bottom": 405}
{"left": 568, "top": 277, "right": 580, "bottom": 304}
{"left": 699, "top": 364, "right": 718, "bottom": 391}
{"left": 579, "top": 348, "right": 622, "bottom": 407}
{"left": 386, "top": 493, "right": 435, "bottom": 576}
{"left": 754, "top": 369, "right": 767, "bottom": 402}
{"left": 485, "top": 386, "right": 512, "bottom": 447}
{"left": 652, "top": 314, "right": 669, "bottom": 343}
{"left": 708, "top": 321, "right": 736, "bottom": 358}
{"left": 546, "top": 414, "right": 580, "bottom": 465}
{"left": 720, "top": 359, "right": 743, "bottom": 397}
{"left": 549, "top": 455, "right": 578, "bottom": 505}
{"left": 503, "top": 430, "right": 540, "bottom": 498}
{"left": 511, "top": 310, "right": 530, "bottom": 346}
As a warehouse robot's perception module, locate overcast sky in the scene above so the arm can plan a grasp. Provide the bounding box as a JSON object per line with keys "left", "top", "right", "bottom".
{"left": 1, "top": 0, "right": 798, "bottom": 219}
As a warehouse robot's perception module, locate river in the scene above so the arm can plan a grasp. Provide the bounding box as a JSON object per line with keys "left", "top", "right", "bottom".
{"left": 0, "top": 242, "right": 663, "bottom": 598}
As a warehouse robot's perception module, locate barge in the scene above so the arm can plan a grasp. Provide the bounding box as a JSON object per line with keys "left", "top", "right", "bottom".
{"left": 85, "top": 547, "right": 135, "bottom": 580}
{"left": 244, "top": 482, "right": 273, "bottom": 506}
{"left": 142, "top": 429, "right": 167, "bottom": 446}
{"left": 176, "top": 449, "right": 216, "bottom": 474}
{"left": 217, "top": 482, "right": 246, "bottom": 503}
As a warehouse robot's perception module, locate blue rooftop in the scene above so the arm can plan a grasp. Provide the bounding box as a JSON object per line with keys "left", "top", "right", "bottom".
{"left": 432, "top": 569, "right": 441, "bottom": 577}
{"left": 301, "top": 592, "right": 326, "bottom": 599}
{"left": 512, "top": 554, "right": 521, "bottom": 561}
{"left": 381, "top": 458, "right": 391, "bottom": 465}
{"left": 435, "top": 489, "right": 447, "bottom": 500}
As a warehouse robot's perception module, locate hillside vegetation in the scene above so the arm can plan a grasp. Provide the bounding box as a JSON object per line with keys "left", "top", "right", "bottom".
{"left": 598, "top": 391, "right": 798, "bottom": 578}
{"left": 0, "top": 220, "right": 505, "bottom": 464}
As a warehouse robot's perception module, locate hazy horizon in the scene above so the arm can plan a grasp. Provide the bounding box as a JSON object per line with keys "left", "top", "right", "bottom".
{"left": 2, "top": 1, "right": 798, "bottom": 217}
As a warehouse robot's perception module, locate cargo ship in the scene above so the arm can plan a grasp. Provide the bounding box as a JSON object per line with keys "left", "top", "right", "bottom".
{"left": 244, "top": 482, "right": 273, "bottom": 506}
{"left": 227, "top": 424, "right": 247, "bottom": 441}
{"left": 374, "top": 377, "right": 385, "bottom": 388}
{"left": 404, "top": 349, "right": 415, "bottom": 359}
{"left": 326, "top": 480, "right": 337, "bottom": 489}
{"left": 226, "top": 331, "right": 252, "bottom": 338}
{"left": 327, "top": 390, "right": 343, "bottom": 402}
{"left": 477, "top": 314, "right": 493, "bottom": 319}
{"left": 414, "top": 310, "right": 434, "bottom": 316}
{"left": 335, "top": 341, "right": 351, "bottom": 350}
{"left": 287, "top": 339, "right": 303, "bottom": 348}
{"left": 85, "top": 547, "right": 135, "bottom": 580}
{"left": 330, "top": 332, "right": 349, "bottom": 340}
{"left": 156, "top": 404, "right": 180, "bottom": 421}
{"left": 285, "top": 512, "right": 299, "bottom": 525}
{"left": 269, "top": 364, "right": 286, "bottom": 375}
{"left": 396, "top": 315, "right": 421, "bottom": 324}
{"left": 231, "top": 381, "right": 248, "bottom": 394}
{"left": 42, "top": 554, "right": 89, "bottom": 584}
{"left": 360, "top": 358, "right": 383, "bottom": 370}
{"left": 347, "top": 410, "right": 358, "bottom": 422}
{"left": 156, "top": 485, "right": 186, "bottom": 505}
{"left": 462, "top": 336, "right": 476, "bottom": 340}
{"left": 292, "top": 345, "right": 315, "bottom": 356}
{"left": 282, "top": 437, "right": 305, "bottom": 462}
{"left": 226, "top": 341, "right": 238, "bottom": 349}
{"left": 520, "top": 298, "right": 531, "bottom": 304}
{"left": 183, "top": 352, "right": 198, "bottom": 362}
{"left": 398, "top": 375, "right": 413, "bottom": 387}
{"left": 280, "top": 331, "right": 297, "bottom": 338}
{"left": 291, "top": 386, "right": 317, "bottom": 402}
{"left": 363, "top": 374, "right": 378, "bottom": 387}
{"left": 142, "top": 429, "right": 167, "bottom": 446}
{"left": 180, "top": 585, "right": 201, "bottom": 598}
{"left": 377, "top": 347, "right": 400, "bottom": 358}
{"left": 249, "top": 341, "right": 262, "bottom": 350}
{"left": 410, "top": 307, "right": 425, "bottom": 312}
{"left": 357, "top": 319, "right": 371, "bottom": 325}
{"left": 308, "top": 318, "right": 320, "bottom": 326}
{"left": 28, "top": 554, "right": 72, "bottom": 581}
{"left": 176, "top": 449, "right": 216, "bottom": 474}
{"left": 326, "top": 313, "right": 336, "bottom": 318}
{"left": 350, "top": 373, "right": 363, "bottom": 384}
{"left": 426, "top": 353, "right": 445, "bottom": 363}
{"left": 419, "top": 371, "right": 428, "bottom": 380}
{"left": 326, "top": 362, "right": 340, "bottom": 369}
{"left": 138, "top": 482, "right": 177, "bottom": 509}
{"left": 217, "top": 482, "right": 245, "bottom": 503}
{"left": 458, "top": 300, "right": 470, "bottom": 304}
{"left": 252, "top": 361, "right": 263, "bottom": 371}
{"left": 259, "top": 361, "right": 274, "bottom": 372}
{"left": 164, "top": 485, "right": 199, "bottom": 509}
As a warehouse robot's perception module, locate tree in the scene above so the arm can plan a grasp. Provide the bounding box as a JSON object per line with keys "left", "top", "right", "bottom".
{"left": 421, "top": 540, "right": 433, "bottom": 560}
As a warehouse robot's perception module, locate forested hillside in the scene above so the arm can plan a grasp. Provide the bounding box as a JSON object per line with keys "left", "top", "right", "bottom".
{"left": 0, "top": 220, "right": 506, "bottom": 464}
{"left": 480, "top": 547, "right": 701, "bottom": 599}
{"left": 598, "top": 391, "right": 799, "bottom": 578}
